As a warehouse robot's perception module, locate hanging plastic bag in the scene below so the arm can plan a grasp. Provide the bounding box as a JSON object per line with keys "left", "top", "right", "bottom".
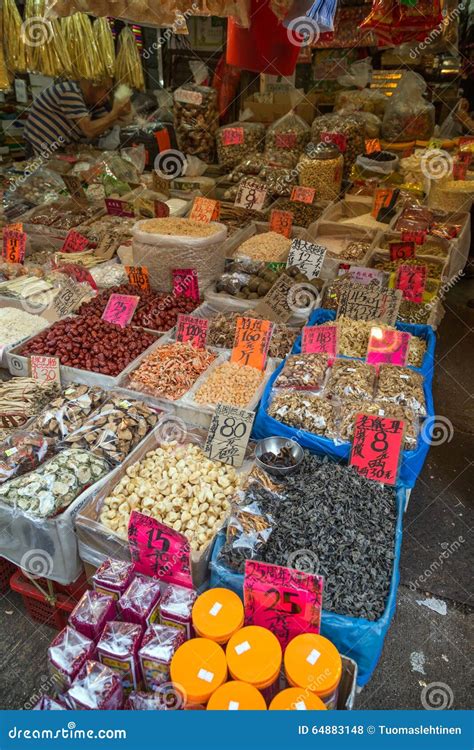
{"left": 382, "top": 72, "right": 435, "bottom": 143}
{"left": 265, "top": 110, "right": 310, "bottom": 160}
{"left": 337, "top": 59, "right": 372, "bottom": 90}
{"left": 98, "top": 125, "right": 121, "bottom": 151}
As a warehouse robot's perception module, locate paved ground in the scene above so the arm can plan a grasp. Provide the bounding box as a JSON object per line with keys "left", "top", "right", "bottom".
{"left": 0, "top": 282, "right": 472, "bottom": 710}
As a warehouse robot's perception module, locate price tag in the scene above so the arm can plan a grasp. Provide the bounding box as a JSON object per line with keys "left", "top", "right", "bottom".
{"left": 62, "top": 174, "right": 87, "bottom": 202}
{"left": 231, "top": 317, "right": 273, "bottom": 370}
{"left": 366, "top": 326, "right": 411, "bottom": 367}
{"left": 2, "top": 229, "right": 26, "bottom": 264}
{"left": 337, "top": 283, "right": 383, "bottom": 321}
{"left": 176, "top": 314, "right": 208, "bottom": 349}
{"left": 452, "top": 161, "right": 467, "bottom": 181}
{"left": 234, "top": 179, "right": 267, "bottom": 211}
{"left": 396, "top": 264, "right": 427, "bottom": 303}
{"left": 301, "top": 324, "right": 338, "bottom": 357}
{"left": 61, "top": 231, "right": 90, "bottom": 254}
{"left": 128, "top": 511, "right": 193, "bottom": 588}
{"left": 102, "top": 293, "right": 139, "bottom": 327}
{"left": 174, "top": 88, "right": 203, "bottom": 105}
{"left": 31, "top": 355, "right": 61, "bottom": 384}
{"left": 153, "top": 172, "right": 171, "bottom": 198}
{"left": 287, "top": 238, "right": 326, "bottom": 280}
{"left": 154, "top": 200, "right": 170, "bottom": 218}
{"left": 275, "top": 133, "right": 296, "bottom": 149}
{"left": 105, "top": 198, "right": 135, "bottom": 218}
{"left": 243, "top": 560, "right": 323, "bottom": 648}
{"left": 365, "top": 138, "right": 381, "bottom": 154}
{"left": 5, "top": 222, "right": 23, "bottom": 232}
{"left": 371, "top": 188, "right": 398, "bottom": 222}
{"left": 253, "top": 273, "right": 294, "bottom": 323}
{"left": 190, "top": 197, "right": 220, "bottom": 223}
{"left": 126, "top": 266, "right": 151, "bottom": 293}
{"left": 0, "top": 412, "right": 29, "bottom": 430}
{"left": 290, "top": 186, "right": 316, "bottom": 204}
{"left": 172, "top": 268, "right": 199, "bottom": 302}
{"left": 222, "top": 127, "right": 244, "bottom": 145}
{"left": 269, "top": 209, "right": 293, "bottom": 238}
{"left": 347, "top": 266, "right": 385, "bottom": 286}
{"left": 389, "top": 240, "right": 415, "bottom": 261}
{"left": 204, "top": 403, "right": 255, "bottom": 468}
{"left": 320, "top": 131, "right": 347, "bottom": 152}
{"left": 457, "top": 151, "right": 472, "bottom": 167}
{"left": 378, "top": 288, "right": 403, "bottom": 326}
{"left": 401, "top": 230, "right": 426, "bottom": 246}
{"left": 52, "top": 281, "right": 85, "bottom": 319}
{"left": 55, "top": 262, "right": 97, "bottom": 290}
{"left": 350, "top": 414, "right": 405, "bottom": 485}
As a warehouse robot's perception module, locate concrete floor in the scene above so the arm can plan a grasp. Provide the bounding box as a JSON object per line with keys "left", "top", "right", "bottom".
{"left": 0, "top": 282, "right": 472, "bottom": 710}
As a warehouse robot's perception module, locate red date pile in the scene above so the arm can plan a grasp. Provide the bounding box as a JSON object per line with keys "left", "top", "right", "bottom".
{"left": 21, "top": 316, "right": 156, "bottom": 376}
{"left": 79, "top": 285, "right": 200, "bottom": 332}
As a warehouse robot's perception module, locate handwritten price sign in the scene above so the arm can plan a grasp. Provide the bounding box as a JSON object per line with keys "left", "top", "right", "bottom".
{"left": 275, "top": 133, "right": 296, "bottom": 149}
{"left": 302, "top": 325, "right": 338, "bottom": 357}
{"left": 105, "top": 198, "right": 135, "bottom": 218}
{"left": 244, "top": 560, "right": 323, "bottom": 648}
{"left": 371, "top": 188, "right": 397, "bottom": 222}
{"left": 389, "top": 240, "right": 415, "bottom": 261}
{"left": 102, "top": 293, "right": 139, "bottom": 327}
{"left": 401, "top": 230, "right": 426, "bottom": 246}
{"left": 290, "top": 186, "right": 316, "bottom": 204}
{"left": 31, "top": 355, "right": 61, "bottom": 384}
{"left": 366, "top": 326, "right": 411, "bottom": 367}
{"left": 231, "top": 317, "right": 273, "bottom": 370}
{"left": 172, "top": 268, "right": 199, "bottom": 302}
{"left": 128, "top": 511, "right": 193, "bottom": 588}
{"left": 2, "top": 229, "right": 26, "bottom": 264}
{"left": 126, "top": 266, "right": 151, "bottom": 293}
{"left": 321, "top": 131, "right": 347, "bottom": 152}
{"left": 287, "top": 238, "right": 326, "bottom": 280}
{"left": 396, "top": 264, "right": 427, "bottom": 303}
{"left": 222, "top": 127, "right": 244, "bottom": 146}
{"left": 204, "top": 403, "right": 254, "bottom": 467}
{"left": 176, "top": 314, "right": 208, "bottom": 349}
{"left": 350, "top": 414, "right": 405, "bottom": 485}
{"left": 269, "top": 209, "right": 293, "bottom": 238}
{"left": 234, "top": 179, "right": 267, "bottom": 211}
{"left": 61, "top": 231, "right": 90, "bottom": 254}
{"left": 190, "top": 197, "right": 220, "bottom": 223}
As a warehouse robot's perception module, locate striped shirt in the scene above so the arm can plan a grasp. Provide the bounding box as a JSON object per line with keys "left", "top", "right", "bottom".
{"left": 25, "top": 80, "right": 108, "bottom": 155}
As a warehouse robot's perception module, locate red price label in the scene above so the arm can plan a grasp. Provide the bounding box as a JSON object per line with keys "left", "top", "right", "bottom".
{"left": 401, "top": 230, "right": 426, "bottom": 246}
{"left": 172, "top": 268, "right": 199, "bottom": 302}
{"left": 222, "top": 127, "right": 244, "bottom": 146}
{"left": 275, "top": 133, "right": 296, "bottom": 149}
{"left": 176, "top": 314, "right": 208, "bottom": 349}
{"left": 154, "top": 200, "right": 170, "bottom": 218}
{"left": 105, "top": 198, "right": 135, "bottom": 217}
{"left": 190, "top": 197, "right": 220, "bottom": 223}
{"left": 396, "top": 264, "right": 427, "bottom": 303}
{"left": 301, "top": 324, "right": 337, "bottom": 357}
{"left": 125, "top": 266, "right": 150, "bottom": 293}
{"left": 61, "top": 231, "right": 90, "bottom": 254}
{"left": 365, "top": 138, "right": 381, "bottom": 154}
{"left": 366, "top": 326, "right": 411, "bottom": 367}
{"left": 453, "top": 161, "right": 467, "bottom": 181}
{"left": 372, "top": 188, "right": 396, "bottom": 221}
{"left": 234, "top": 179, "right": 267, "bottom": 211}
{"left": 244, "top": 560, "right": 324, "bottom": 648}
{"left": 230, "top": 317, "right": 273, "bottom": 370}
{"left": 389, "top": 241, "right": 415, "bottom": 261}
{"left": 350, "top": 414, "right": 405, "bottom": 485}
{"left": 31, "top": 355, "right": 61, "bottom": 384}
{"left": 128, "top": 511, "right": 193, "bottom": 588}
{"left": 290, "top": 186, "right": 316, "bottom": 204}
{"left": 102, "top": 293, "right": 140, "bottom": 327}
{"left": 5, "top": 222, "right": 23, "bottom": 232}
{"left": 320, "top": 131, "right": 347, "bottom": 152}
{"left": 2, "top": 230, "right": 26, "bottom": 264}
{"left": 269, "top": 209, "right": 293, "bottom": 238}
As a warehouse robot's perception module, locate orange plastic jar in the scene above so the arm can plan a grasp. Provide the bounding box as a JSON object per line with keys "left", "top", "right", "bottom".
{"left": 207, "top": 681, "right": 267, "bottom": 710}
{"left": 269, "top": 687, "right": 327, "bottom": 711}
{"left": 192, "top": 588, "right": 244, "bottom": 645}
{"left": 170, "top": 637, "right": 227, "bottom": 707}
{"left": 284, "top": 634, "right": 342, "bottom": 710}
{"left": 226, "top": 626, "right": 282, "bottom": 705}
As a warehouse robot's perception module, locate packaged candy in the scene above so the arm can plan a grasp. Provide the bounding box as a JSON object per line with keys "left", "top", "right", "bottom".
{"left": 118, "top": 574, "right": 162, "bottom": 629}
{"left": 48, "top": 626, "right": 95, "bottom": 692}
{"left": 125, "top": 691, "right": 170, "bottom": 710}
{"left": 92, "top": 559, "right": 135, "bottom": 600}
{"left": 32, "top": 695, "right": 67, "bottom": 710}
{"left": 159, "top": 584, "right": 197, "bottom": 639}
{"left": 67, "top": 660, "right": 123, "bottom": 710}
{"left": 139, "top": 624, "right": 186, "bottom": 691}
{"left": 70, "top": 590, "right": 116, "bottom": 642}
{"left": 97, "top": 621, "right": 143, "bottom": 692}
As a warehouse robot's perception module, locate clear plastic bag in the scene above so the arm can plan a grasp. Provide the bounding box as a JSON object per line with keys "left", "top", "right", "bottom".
{"left": 265, "top": 110, "right": 310, "bottom": 160}
{"left": 382, "top": 72, "right": 435, "bottom": 143}
{"left": 29, "top": 384, "right": 106, "bottom": 440}
{"left": 48, "top": 626, "right": 95, "bottom": 692}
{"left": 70, "top": 590, "right": 117, "bottom": 641}
{"left": 139, "top": 624, "right": 186, "bottom": 692}
{"left": 174, "top": 84, "right": 219, "bottom": 163}
{"left": 67, "top": 660, "right": 123, "bottom": 710}
{"left": 92, "top": 558, "right": 135, "bottom": 599}
{"left": 216, "top": 500, "right": 274, "bottom": 574}
{"left": 0, "top": 431, "right": 56, "bottom": 484}
{"left": 311, "top": 113, "right": 366, "bottom": 179}
{"left": 338, "top": 398, "right": 419, "bottom": 450}
{"left": 268, "top": 390, "right": 339, "bottom": 439}
{"left": 376, "top": 365, "right": 427, "bottom": 416}
{"left": 97, "top": 621, "right": 142, "bottom": 691}
{"left": 216, "top": 122, "right": 266, "bottom": 169}
{"left": 274, "top": 354, "right": 329, "bottom": 391}
{"left": 325, "top": 359, "right": 377, "bottom": 400}
{"left": 117, "top": 574, "right": 162, "bottom": 629}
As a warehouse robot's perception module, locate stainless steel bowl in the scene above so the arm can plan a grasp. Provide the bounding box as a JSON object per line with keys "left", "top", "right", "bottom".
{"left": 255, "top": 436, "right": 304, "bottom": 476}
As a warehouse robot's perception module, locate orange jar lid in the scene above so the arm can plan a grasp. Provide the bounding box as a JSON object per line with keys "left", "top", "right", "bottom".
{"left": 170, "top": 637, "right": 227, "bottom": 705}
{"left": 284, "top": 634, "right": 342, "bottom": 699}
{"left": 192, "top": 588, "right": 244, "bottom": 644}
{"left": 226, "top": 626, "right": 282, "bottom": 690}
{"left": 269, "top": 688, "right": 327, "bottom": 711}
{"left": 207, "top": 681, "right": 267, "bottom": 710}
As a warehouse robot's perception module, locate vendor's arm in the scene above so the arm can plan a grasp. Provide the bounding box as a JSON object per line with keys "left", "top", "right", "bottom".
{"left": 77, "top": 100, "right": 131, "bottom": 139}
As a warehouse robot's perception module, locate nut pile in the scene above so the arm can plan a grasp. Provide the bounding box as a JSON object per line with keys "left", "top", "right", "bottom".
{"left": 99, "top": 442, "right": 239, "bottom": 549}
{"left": 206, "top": 311, "right": 299, "bottom": 359}
{"left": 30, "top": 384, "right": 105, "bottom": 439}
{"left": 193, "top": 361, "right": 264, "bottom": 408}
{"left": 325, "top": 360, "right": 377, "bottom": 400}
{"left": 377, "top": 365, "right": 427, "bottom": 416}
{"left": 275, "top": 354, "right": 328, "bottom": 391}
{"left": 128, "top": 342, "right": 216, "bottom": 401}
{"left": 298, "top": 148, "right": 343, "bottom": 202}
{"left": 370, "top": 254, "right": 443, "bottom": 280}
{"left": 62, "top": 397, "right": 159, "bottom": 464}
{"left": 234, "top": 231, "right": 292, "bottom": 262}
{"left": 336, "top": 316, "right": 427, "bottom": 367}
{"left": 174, "top": 85, "right": 218, "bottom": 162}
{"left": 270, "top": 198, "right": 324, "bottom": 228}
{"left": 21, "top": 316, "right": 156, "bottom": 376}
{"left": 0, "top": 448, "right": 109, "bottom": 517}
{"left": 216, "top": 123, "right": 265, "bottom": 168}
{"left": 268, "top": 392, "right": 338, "bottom": 439}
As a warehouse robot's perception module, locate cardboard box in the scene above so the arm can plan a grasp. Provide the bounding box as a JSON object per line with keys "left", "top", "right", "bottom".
{"left": 242, "top": 91, "right": 318, "bottom": 125}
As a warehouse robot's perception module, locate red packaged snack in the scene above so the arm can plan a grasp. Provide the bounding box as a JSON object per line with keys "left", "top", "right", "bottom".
{"left": 48, "top": 626, "right": 95, "bottom": 692}
{"left": 118, "top": 574, "right": 162, "bottom": 629}
{"left": 92, "top": 559, "right": 135, "bottom": 600}
{"left": 139, "top": 624, "right": 185, "bottom": 691}
{"left": 159, "top": 585, "right": 197, "bottom": 639}
{"left": 67, "top": 660, "right": 123, "bottom": 710}
{"left": 32, "top": 695, "right": 67, "bottom": 710}
{"left": 97, "top": 621, "right": 143, "bottom": 693}
{"left": 70, "top": 590, "right": 116, "bottom": 641}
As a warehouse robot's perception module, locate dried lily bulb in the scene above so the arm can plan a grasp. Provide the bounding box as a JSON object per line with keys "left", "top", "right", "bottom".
{"left": 115, "top": 26, "right": 145, "bottom": 92}
{"left": 94, "top": 17, "right": 115, "bottom": 78}
{"left": 3, "top": 0, "right": 27, "bottom": 73}
{"left": 62, "top": 12, "right": 103, "bottom": 82}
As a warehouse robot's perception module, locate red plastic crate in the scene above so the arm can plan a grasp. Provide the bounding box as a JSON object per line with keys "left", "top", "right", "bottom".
{"left": 10, "top": 571, "right": 76, "bottom": 630}
{"left": 0, "top": 558, "right": 17, "bottom": 593}
{"left": 55, "top": 573, "right": 88, "bottom": 601}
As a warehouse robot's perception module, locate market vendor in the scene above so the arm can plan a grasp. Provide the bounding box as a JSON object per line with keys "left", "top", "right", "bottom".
{"left": 24, "top": 78, "right": 131, "bottom": 157}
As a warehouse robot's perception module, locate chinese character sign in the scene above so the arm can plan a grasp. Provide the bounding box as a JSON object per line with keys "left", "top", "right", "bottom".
{"left": 350, "top": 414, "right": 405, "bottom": 485}
{"left": 204, "top": 403, "right": 255, "bottom": 468}
{"left": 230, "top": 317, "right": 273, "bottom": 370}
{"left": 102, "top": 293, "right": 140, "bottom": 327}
{"left": 128, "top": 511, "right": 193, "bottom": 588}
{"left": 301, "top": 325, "right": 338, "bottom": 357}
